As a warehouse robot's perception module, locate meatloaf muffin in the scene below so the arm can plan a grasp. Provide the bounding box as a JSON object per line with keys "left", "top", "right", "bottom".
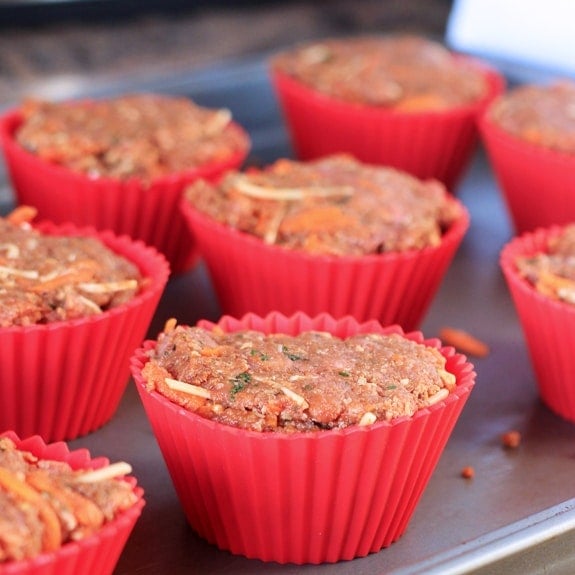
{"left": 514, "top": 223, "right": 575, "bottom": 305}
{"left": 486, "top": 81, "right": 575, "bottom": 153}
{"left": 0, "top": 435, "right": 138, "bottom": 563}
{"left": 500, "top": 225, "right": 575, "bottom": 423}
{"left": 133, "top": 312, "right": 476, "bottom": 563}
{"left": 480, "top": 81, "right": 575, "bottom": 233}
{"left": 184, "top": 154, "right": 460, "bottom": 256}
{"left": 271, "top": 34, "right": 488, "bottom": 111}
{"left": 142, "top": 321, "right": 457, "bottom": 432}
{"left": 14, "top": 94, "right": 246, "bottom": 182}
{"left": 0, "top": 209, "right": 142, "bottom": 327}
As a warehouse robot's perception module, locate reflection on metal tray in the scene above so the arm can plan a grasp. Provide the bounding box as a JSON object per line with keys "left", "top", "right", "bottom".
{"left": 2, "top": 56, "right": 575, "bottom": 574}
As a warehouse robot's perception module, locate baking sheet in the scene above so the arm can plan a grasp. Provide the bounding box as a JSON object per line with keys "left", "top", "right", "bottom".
{"left": 2, "top": 57, "right": 575, "bottom": 574}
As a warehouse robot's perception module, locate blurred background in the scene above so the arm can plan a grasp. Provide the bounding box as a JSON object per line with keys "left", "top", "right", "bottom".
{"left": 0, "top": 0, "right": 455, "bottom": 206}
{"left": 0, "top": 0, "right": 454, "bottom": 106}
{"left": 0, "top": 0, "right": 572, "bottom": 204}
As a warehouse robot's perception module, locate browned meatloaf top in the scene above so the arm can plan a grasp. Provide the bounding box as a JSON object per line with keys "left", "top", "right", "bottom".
{"left": 0, "top": 217, "right": 142, "bottom": 327}
{"left": 271, "top": 34, "right": 488, "bottom": 110}
{"left": 0, "top": 436, "right": 137, "bottom": 562}
{"left": 15, "top": 94, "right": 249, "bottom": 181}
{"left": 515, "top": 224, "right": 575, "bottom": 305}
{"left": 142, "top": 324, "right": 457, "bottom": 433}
{"left": 487, "top": 81, "right": 575, "bottom": 153}
{"left": 184, "top": 154, "right": 461, "bottom": 256}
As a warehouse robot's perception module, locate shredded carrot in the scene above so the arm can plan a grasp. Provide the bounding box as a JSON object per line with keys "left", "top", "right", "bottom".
{"left": 27, "top": 470, "right": 105, "bottom": 536}
{"left": 141, "top": 361, "right": 169, "bottom": 392}
{"left": 29, "top": 269, "right": 96, "bottom": 293}
{"left": 439, "top": 327, "right": 490, "bottom": 358}
{"left": 302, "top": 234, "right": 331, "bottom": 254}
{"left": 5, "top": 205, "right": 38, "bottom": 225}
{"left": 200, "top": 346, "right": 226, "bottom": 357}
{"left": 394, "top": 93, "right": 449, "bottom": 112}
{"left": 281, "top": 206, "right": 355, "bottom": 234}
{"left": 0, "top": 467, "right": 62, "bottom": 552}
{"left": 520, "top": 127, "right": 545, "bottom": 146}
{"left": 270, "top": 158, "right": 296, "bottom": 175}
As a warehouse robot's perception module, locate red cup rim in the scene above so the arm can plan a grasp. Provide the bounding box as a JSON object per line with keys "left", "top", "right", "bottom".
{"left": 0, "top": 220, "right": 170, "bottom": 335}
{"left": 0, "top": 107, "right": 251, "bottom": 188}
{"left": 479, "top": 108, "right": 575, "bottom": 166}
{"left": 180, "top": 194, "right": 470, "bottom": 265}
{"left": 270, "top": 53, "right": 505, "bottom": 120}
{"left": 131, "top": 311, "right": 477, "bottom": 441}
{"left": 500, "top": 225, "right": 575, "bottom": 316}
{"left": 0, "top": 430, "right": 145, "bottom": 572}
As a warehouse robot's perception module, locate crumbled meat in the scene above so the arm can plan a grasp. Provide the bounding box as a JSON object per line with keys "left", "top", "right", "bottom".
{"left": 460, "top": 466, "right": 475, "bottom": 479}
{"left": 488, "top": 81, "right": 575, "bottom": 153}
{"left": 272, "top": 35, "right": 487, "bottom": 109}
{"left": 0, "top": 489, "right": 44, "bottom": 562}
{"left": 143, "top": 325, "right": 457, "bottom": 432}
{"left": 501, "top": 430, "right": 522, "bottom": 449}
{"left": 185, "top": 154, "right": 461, "bottom": 256}
{"left": 515, "top": 224, "right": 575, "bottom": 306}
{"left": 15, "top": 94, "right": 249, "bottom": 181}
{"left": 0, "top": 217, "right": 142, "bottom": 327}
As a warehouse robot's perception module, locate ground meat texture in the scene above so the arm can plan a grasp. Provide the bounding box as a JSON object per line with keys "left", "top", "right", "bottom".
{"left": 185, "top": 154, "right": 460, "bottom": 256}
{"left": 0, "top": 438, "right": 37, "bottom": 473}
{"left": 0, "top": 490, "right": 44, "bottom": 562}
{"left": 70, "top": 479, "right": 137, "bottom": 523}
{"left": 271, "top": 35, "right": 487, "bottom": 109}
{"left": 515, "top": 224, "right": 575, "bottom": 305}
{"left": 143, "top": 326, "right": 457, "bottom": 432}
{"left": 487, "top": 81, "right": 575, "bottom": 153}
{"left": 15, "top": 94, "right": 248, "bottom": 181}
{"left": 0, "top": 218, "right": 142, "bottom": 327}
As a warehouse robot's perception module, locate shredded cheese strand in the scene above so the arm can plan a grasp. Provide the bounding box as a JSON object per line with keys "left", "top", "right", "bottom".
{"left": 230, "top": 174, "right": 355, "bottom": 201}
{"left": 280, "top": 386, "right": 309, "bottom": 409}
{"left": 426, "top": 388, "right": 450, "bottom": 406}
{"left": 165, "top": 377, "right": 212, "bottom": 399}
{"left": 0, "top": 265, "right": 39, "bottom": 279}
{"left": 78, "top": 279, "right": 139, "bottom": 293}
{"left": 204, "top": 108, "right": 232, "bottom": 136}
{"left": 75, "top": 462, "right": 133, "bottom": 483}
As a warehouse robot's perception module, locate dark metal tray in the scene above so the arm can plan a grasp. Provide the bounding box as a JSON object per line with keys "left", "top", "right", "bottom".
{"left": 2, "top": 57, "right": 575, "bottom": 574}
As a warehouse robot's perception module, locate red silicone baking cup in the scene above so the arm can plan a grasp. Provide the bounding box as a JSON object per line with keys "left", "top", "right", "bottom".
{"left": 131, "top": 311, "right": 476, "bottom": 564}
{"left": 0, "top": 222, "right": 169, "bottom": 442}
{"left": 500, "top": 227, "right": 575, "bottom": 422}
{"left": 0, "top": 431, "right": 144, "bottom": 575}
{"left": 180, "top": 196, "right": 469, "bottom": 332}
{"left": 270, "top": 57, "right": 504, "bottom": 190}
{"left": 0, "top": 109, "right": 250, "bottom": 274}
{"left": 480, "top": 113, "right": 575, "bottom": 235}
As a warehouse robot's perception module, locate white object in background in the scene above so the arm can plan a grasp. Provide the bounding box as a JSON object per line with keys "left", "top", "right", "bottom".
{"left": 446, "top": 0, "right": 575, "bottom": 80}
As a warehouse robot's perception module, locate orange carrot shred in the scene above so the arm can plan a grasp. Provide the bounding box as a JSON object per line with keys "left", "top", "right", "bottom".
{"left": 439, "top": 327, "right": 490, "bottom": 358}
{"left": 5, "top": 205, "right": 38, "bottom": 225}
{"left": 0, "top": 467, "right": 62, "bottom": 552}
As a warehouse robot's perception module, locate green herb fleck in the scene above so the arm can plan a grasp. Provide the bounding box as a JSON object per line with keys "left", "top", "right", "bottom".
{"left": 303, "top": 383, "right": 314, "bottom": 391}
{"left": 338, "top": 370, "right": 350, "bottom": 377}
{"left": 250, "top": 349, "right": 269, "bottom": 361}
{"left": 230, "top": 371, "right": 252, "bottom": 396}
{"left": 282, "top": 345, "right": 304, "bottom": 361}
{"left": 386, "top": 385, "right": 397, "bottom": 391}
